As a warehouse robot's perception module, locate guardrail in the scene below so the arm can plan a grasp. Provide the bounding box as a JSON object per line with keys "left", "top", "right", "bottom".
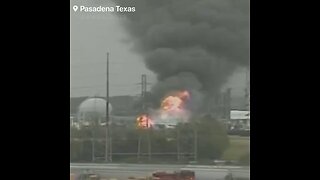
{"left": 70, "top": 163, "right": 249, "bottom": 170}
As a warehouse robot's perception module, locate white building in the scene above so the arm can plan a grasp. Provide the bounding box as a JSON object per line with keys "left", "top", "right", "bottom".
{"left": 230, "top": 110, "right": 250, "bottom": 129}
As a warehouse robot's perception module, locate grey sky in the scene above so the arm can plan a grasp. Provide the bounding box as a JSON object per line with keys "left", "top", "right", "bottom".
{"left": 70, "top": 0, "right": 248, "bottom": 98}
{"left": 71, "top": 0, "right": 156, "bottom": 97}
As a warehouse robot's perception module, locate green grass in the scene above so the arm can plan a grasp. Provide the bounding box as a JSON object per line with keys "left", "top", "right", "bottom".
{"left": 222, "top": 136, "right": 250, "bottom": 161}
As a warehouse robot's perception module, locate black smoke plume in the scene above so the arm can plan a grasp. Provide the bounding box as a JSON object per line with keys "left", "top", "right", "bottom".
{"left": 114, "top": 0, "right": 249, "bottom": 113}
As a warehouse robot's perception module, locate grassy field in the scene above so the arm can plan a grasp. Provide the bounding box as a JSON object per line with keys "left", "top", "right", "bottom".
{"left": 222, "top": 135, "right": 250, "bottom": 161}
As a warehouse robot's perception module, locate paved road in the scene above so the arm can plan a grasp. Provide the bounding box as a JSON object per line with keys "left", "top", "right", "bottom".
{"left": 70, "top": 163, "right": 249, "bottom": 180}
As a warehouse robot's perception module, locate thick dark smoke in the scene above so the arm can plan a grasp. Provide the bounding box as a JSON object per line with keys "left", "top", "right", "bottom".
{"left": 114, "top": 0, "right": 249, "bottom": 112}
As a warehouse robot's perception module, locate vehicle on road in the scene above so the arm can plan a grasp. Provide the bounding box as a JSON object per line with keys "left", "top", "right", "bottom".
{"left": 150, "top": 170, "right": 195, "bottom": 180}
{"left": 71, "top": 172, "right": 101, "bottom": 180}
{"left": 224, "top": 170, "right": 250, "bottom": 180}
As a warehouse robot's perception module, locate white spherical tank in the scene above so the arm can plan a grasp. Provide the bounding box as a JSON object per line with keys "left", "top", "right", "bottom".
{"left": 77, "top": 98, "right": 112, "bottom": 124}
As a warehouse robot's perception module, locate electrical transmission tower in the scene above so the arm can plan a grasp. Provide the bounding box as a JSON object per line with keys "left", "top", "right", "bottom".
{"left": 137, "top": 74, "right": 152, "bottom": 161}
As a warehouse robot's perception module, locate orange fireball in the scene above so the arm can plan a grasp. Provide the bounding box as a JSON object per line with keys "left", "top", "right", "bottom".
{"left": 160, "top": 90, "right": 190, "bottom": 112}
{"left": 161, "top": 96, "right": 183, "bottom": 111}
{"left": 136, "top": 114, "right": 152, "bottom": 129}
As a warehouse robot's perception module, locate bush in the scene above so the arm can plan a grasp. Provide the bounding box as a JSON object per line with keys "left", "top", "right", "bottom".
{"left": 195, "top": 115, "right": 230, "bottom": 160}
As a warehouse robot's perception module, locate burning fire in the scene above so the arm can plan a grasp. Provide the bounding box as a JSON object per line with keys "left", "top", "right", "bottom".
{"left": 158, "top": 90, "right": 191, "bottom": 122}
{"left": 136, "top": 90, "right": 191, "bottom": 128}
{"left": 161, "top": 90, "right": 190, "bottom": 112}
{"left": 161, "top": 96, "right": 183, "bottom": 111}
{"left": 136, "top": 114, "right": 153, "bottom": 129}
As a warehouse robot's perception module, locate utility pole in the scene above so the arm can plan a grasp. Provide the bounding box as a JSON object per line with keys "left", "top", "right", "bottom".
{"left": 141, "top": 74, "right": 147, "bottom": 112}
{"left": 109, "top": 109, "right": 113, "bottom": 162}
{"left": 143, "top": 75, "right": 152, "bottom": 161}
{"left": 225, "top": 88, "right": 231, "bottom": 122}
{"left": 138, "top": 74, "right": 152, "bottom": 161}
{"left": 105, "top": 52, "right": 110, "bottom": 163}
{"left": 92, "top": 96, "right": 97, "bottom": 162}
{"left": 137, "top": 74, "right": 146, "bottom": 161}
{"left": 92, "top": 138, "right": 95, "bottom": 162}
{"left": 92, "top": 117, "right": 95, "bottom": 162}
{"left": 139, "top": 74, "right": 152, "bottom": 111}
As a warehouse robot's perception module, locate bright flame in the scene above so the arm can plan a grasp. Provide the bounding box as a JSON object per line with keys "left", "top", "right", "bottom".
{"left": 136, "top": 114, "right": 153, "bottom": 129}
{"left": 156, "top": 90, "right": 191, "bottom": 124}
{"left": 138, "top": 91, "right": 191, "bottom": 128}
{"left": 160, "top": 90, "right": 190, "bottom": 112}
{"left": 161, "top": 96, "right": 183, "bottom": 111}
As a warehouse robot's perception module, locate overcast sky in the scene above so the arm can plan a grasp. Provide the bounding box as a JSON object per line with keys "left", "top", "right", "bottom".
{"left": 70, "top": 0, "right": 249, "bottom": 98}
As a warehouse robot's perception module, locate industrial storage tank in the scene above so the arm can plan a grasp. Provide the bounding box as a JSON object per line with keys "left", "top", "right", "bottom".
{"left": 77, "top": 97, "right": 112, "bottom": 125}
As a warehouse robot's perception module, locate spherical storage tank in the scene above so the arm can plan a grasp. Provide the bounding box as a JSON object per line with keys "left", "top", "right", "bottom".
{"left": 77, "top": 97, "right": 112, "bottom": 124}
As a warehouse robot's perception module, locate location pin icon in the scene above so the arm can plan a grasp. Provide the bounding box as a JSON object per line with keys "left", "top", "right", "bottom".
{"left": 73, "top": 5, "right": 78, "bottom": 12}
